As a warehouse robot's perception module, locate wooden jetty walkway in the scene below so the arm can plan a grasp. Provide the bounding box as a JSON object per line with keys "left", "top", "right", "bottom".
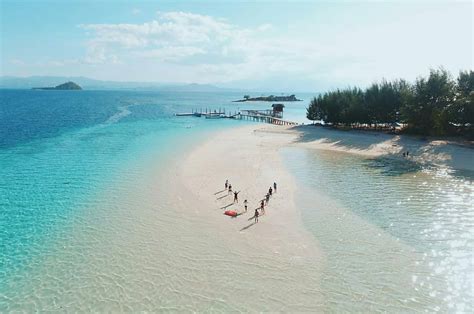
{"left": 175, "top": 107, "right": 298, "bottom": 126}
{"left": 234, "top": 110, "right": 298, "bottom": 125}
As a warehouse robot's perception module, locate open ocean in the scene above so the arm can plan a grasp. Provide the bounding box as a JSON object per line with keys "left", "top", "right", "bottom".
{"left": 1, "top": 89, "right": 472, "bottom": 311}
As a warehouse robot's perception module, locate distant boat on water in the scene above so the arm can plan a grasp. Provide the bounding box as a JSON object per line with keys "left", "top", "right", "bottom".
{"left": 175, "top": 112, "right": 204, "bottom": 117}
{"left": 205, "top": 113, "right": 224, "bottom": 119}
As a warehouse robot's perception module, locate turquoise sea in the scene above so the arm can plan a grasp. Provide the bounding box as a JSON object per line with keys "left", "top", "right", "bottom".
{"left": 0, "top": 89, "right": 312, "bottom": 310}
{"left": 0, "top": 90, "right": 234, "bottom": 279}
{"left": 1, "top": 89, "right": 472, "bottom": 311}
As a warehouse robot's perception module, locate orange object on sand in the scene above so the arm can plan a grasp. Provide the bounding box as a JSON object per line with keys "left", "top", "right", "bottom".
{"left": 224, "top": 210, "right": 238, "bottom": 217}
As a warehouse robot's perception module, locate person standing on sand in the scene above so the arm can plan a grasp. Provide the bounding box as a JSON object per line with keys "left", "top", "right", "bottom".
{"left": 244, "top": 199, "right": 248, "bottom": 212}
{"left": 234, "top": 191, "right": 240, "bottom": 203}
{"left": 254, "top": 209, "right": 259, "bottom": 223}
{"left": 225, "top": 179, "right": 228, "bottom": 189}
{"left": 260, "top": 200, "right": 265, "bottom": 214}
{"left": 269, "top": 186, "right": 273, "bottom": 196}
{"left": 265, "top": 193, "right": 270, "bottom": 205}
{"left": 273, "top": 182, "right": 277, "bottom": 192}
{"left": 228, "top": 184, "right": 232, "bottom": 195}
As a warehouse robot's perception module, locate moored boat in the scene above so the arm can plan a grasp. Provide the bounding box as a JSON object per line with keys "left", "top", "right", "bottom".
{"left": 205, "top": 113, "right": 224, "bottom": 119}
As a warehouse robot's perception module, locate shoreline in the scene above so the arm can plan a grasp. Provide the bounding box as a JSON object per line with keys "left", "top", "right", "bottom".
{"left": 300, "top": 124, "right": 474, "bottom": 148}
{"left": 282, "top": 124, "right": 474, "bottom": 172}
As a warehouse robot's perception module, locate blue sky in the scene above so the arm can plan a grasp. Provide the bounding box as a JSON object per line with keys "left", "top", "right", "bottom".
{"left": 1, "top": 0, "right": 472, "bottom": 91}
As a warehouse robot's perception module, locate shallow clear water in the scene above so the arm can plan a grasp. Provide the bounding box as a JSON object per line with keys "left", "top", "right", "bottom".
{"left": 282, "top": 148, "right": 474, "bottom": 312}
{"left": 0, "top": 89, "right": 318, "bottom": 311}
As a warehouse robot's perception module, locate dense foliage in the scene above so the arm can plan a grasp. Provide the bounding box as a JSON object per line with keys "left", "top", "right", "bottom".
{"left": 307, "top": 69, "right": 473, "bottom": 137}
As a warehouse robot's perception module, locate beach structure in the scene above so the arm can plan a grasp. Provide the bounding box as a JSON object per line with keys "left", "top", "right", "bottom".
{"left": 237, "top": 104, "right": 297, "bottom": 125}
{"left": 236, "top": 110, "right": 297, "bottom": 125}
{"left": 176, "top": 105, "right": 298, "bottom": 125}
{"left": 272, "top": 103, "right": 285, "bottom": 116}
{"left": 175, "top": 108, "right": 225, "bottom": 118}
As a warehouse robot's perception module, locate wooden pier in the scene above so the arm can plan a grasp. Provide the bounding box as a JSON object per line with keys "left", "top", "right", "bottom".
{"left": 234, "top": 111, "right": 298, "bottom": 126}
{"left": 175, "top": 107, "right": 298, "bottom": 126}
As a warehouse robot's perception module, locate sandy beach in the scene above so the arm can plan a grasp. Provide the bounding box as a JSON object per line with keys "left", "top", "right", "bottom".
{"left": 177, "top": 123, "right": 473, "bottom": 311}
{"left": 179, "top": 124, "right": 308, "bottom": 238}
{"left": 288, "top": 125, "right": 474, "bottom": 172}
{"left": 3, "top": 122, "right": 471, "bottom": 312}
{"left": 176, "top": 123, "right": 325, "bottom": 310}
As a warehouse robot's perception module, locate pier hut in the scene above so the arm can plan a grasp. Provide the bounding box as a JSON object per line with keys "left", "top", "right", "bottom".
{"left": 272, "top": 103, "right": 285, "bottom": 118}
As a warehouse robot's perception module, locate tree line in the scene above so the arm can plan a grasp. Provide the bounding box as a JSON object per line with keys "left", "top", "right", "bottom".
{"left": 307, "top": 69, "right": 473, "bottom": 137}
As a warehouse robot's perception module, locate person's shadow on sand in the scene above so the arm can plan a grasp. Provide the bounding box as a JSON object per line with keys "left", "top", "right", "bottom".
{"left": 240, "top": 222, "right": 256, "bottom": 231}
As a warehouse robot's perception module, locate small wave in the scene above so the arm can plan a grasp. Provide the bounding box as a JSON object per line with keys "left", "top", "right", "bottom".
{"left": 104, "top": 105, "right": 132, "bottom": 125}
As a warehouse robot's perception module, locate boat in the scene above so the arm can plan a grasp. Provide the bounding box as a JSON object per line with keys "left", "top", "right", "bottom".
{"left": 175, "top": 112, "right": 203, "bottom": 117}
{"left": 205, "top": 113, "right": 224, "bottom": 119}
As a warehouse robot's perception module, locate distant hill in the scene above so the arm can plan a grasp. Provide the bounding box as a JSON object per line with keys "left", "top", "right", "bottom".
{"left": 1, "top": 76, "right": 97, "bottom": 89}
{"left": 0, "top": 76, "right": 240, "bottom": 92}
{"left": 33, "top": 81, "right": 82, "bottom": 90}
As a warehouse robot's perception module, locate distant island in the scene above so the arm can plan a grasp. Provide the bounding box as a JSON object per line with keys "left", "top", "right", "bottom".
{"left": 1, "top": 75, "right": 240, "bottom": 91}
{"left": 32, "top": 81, "right": 82, "bottom": 90}
{"left": 233, "top": 94, "right": 302, "bottom": 102}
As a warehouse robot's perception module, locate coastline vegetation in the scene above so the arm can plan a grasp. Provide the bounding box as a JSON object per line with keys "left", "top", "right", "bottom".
{"left": 307, "top": 69, "right": 473, "bottom": 138}
{"left": 234, "top": 94, "right": 302, "bottom": 102}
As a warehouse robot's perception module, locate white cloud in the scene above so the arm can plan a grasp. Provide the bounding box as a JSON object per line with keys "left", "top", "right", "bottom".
{"left": 74, "top": 8, "right": 472, "bottom": 89}
{"left": 135, "top": 46, "right": 205, "bottom": 61}
{"left": 78, "top": 11, "right": 322, "bottom": 81}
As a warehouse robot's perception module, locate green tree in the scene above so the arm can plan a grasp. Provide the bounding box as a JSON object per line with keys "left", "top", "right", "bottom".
{"left": 448, "top": 71, "right": 474, "bottom": 131}
{"left": 306, "top": 68, "right": 470, "bottom": 137}
{"left": 402, "top": 69, "right": 455, "bottom": 135}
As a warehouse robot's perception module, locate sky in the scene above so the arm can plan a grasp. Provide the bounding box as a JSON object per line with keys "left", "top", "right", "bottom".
{"left": 1, "top": 0, "right": 472, "bottom": 91}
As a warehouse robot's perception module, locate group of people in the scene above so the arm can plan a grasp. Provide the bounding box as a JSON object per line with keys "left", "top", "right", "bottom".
{"left": 255, "top": 183, "right": 276, "bottom": 222}
{"left": 225, "top": 180, "right": 241, "bottom": 203}
{"left": 224, "top": 179, "right": 277, "bottom": 224}
{"left": 402, "top": 150, "right": 410, "bottom": 157}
